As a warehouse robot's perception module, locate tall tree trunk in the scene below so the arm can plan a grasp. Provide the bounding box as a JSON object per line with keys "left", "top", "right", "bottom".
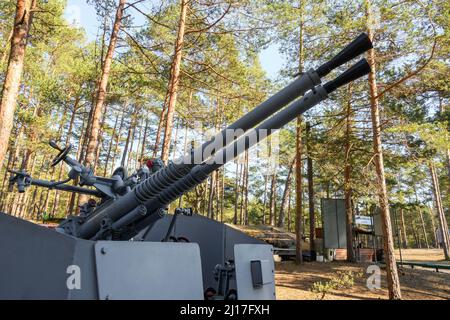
{"left": 207, "top": 97, "right": 219, "bottom": 219}
{"left": 365, "top": 0, "right": 401, "bottom": 299}
{"left": 160, "top": 0, "right": 188, "bottom": 163}
{"left": 306, "top": 122, "right": 316, "bottom": 257}
{"left": 278, "top": 158, "right": 294, "bottom": 228}
{"left": 170, "top": 121, "right": 180, "bottom": 160}
{"left": 103, "top": 110, "right": 120, "bottom": 176}
{"left": 177, "top": 124, "right": 190, "bottom": 208}
{"left": 94, "top": 103, "right": 109, "bottom": 172}
{"left": 140, "top": 118, "right": 149, "bottom": 160}
{"left": 0, "top": 0, "right": 36, "bottom": 167}
{"left": 344, "top": 85, "right": 355, "bottom": 262}
{"left": 399, "top": 208, "right": 408, "bottom": 249}
{"left": 207, "top": 171, "right": 216, "bottom": 219}
{"left": 52, "top": 99, "right": 79, "bottom": 216}
{"left": 295, "top": 1, "right": 304, "bottom": 265}
{"left": 1, "top": 125, "right": 23, "bottom": 197}
{"left": 16, "top": 86, "right": 35, "bottom": 170}
{"left": 19, "top": 154, "right": 36, "bottom": 218}
{"left": 295, "top": 117, "right": 303, "bottom": 264}
{"left": 243, "top": 150, "right": 249, "bottom": 225}
{"left": 438, "top": 94, "right": 450, "bottom": 192}
{"left": 16, "top": 130, "right": 36, "bottom": 218}
{"left": 233, "top": 158, "right": 240, "bottom": 224}
{"left": 418, "top": 209, "right": 429, "bottom": 249}
{"left": 262, "top": 172, "right": 268, "bottom": 225}
{"left": 427, "top": 206, "right": 438, "bottom": 248}
{"left": 134, "top": 118, "right": 143, "bottom": 167}
{"left": 126, "top": 116, "right": 137, "bottom": 169}
{"left": 0, "top": 28, "right": 14, "bottom": 64}
{"left": 3, "top": 127, "right": 23, "bottom": 213}
{"left": 220, "top": 168, "right": 224, "bottom": 222}
{"left": 239, "top": 160, "right": 245, "bottom": 225}
{"left": 410, "top": 214, "right": 420, "bottom": 248}
{"left": 79, "top": 81, "right": 98, "bottom": 164}
{"left": 269, "top": 172, "right": 277, "bottom": 226}
{"left": 262, "top": 138, "right": 272, "bottom": 225}
{"left": 121, "top": 122, "right": 132, "bottom": 168}
{"left": 446, "top": 149, "right": 450, "bottom": 188}
{"left": 430, "top": 162, "right": 450, "bottom": 259}
{"left": 76, "top": 110, "right": 88, "bottom": 161}
{"left": 0, "top": 146, "right": 14, "bottom": 209}
{"left": 110, "top": 109, "right": 126, "bottom": 174}
{"left": 445, "top": 145, "right": 450, "bottom": 176}
{"left": 287, "top": 192, "right": 292, "bottom": 232}
{"left": 121, "top": 105, "right": 137, "bottom": 168}
{"left": 85, "top": 0, "right": 126, "bottom": 171}
{"left": 28, "top": 156, "right": 43, "bottom": 217}
{"left": 47, "top": 115, "right": 66, "bottom": 217}
{"left": 153, "top": 88, "right": 171, "bottom": 157}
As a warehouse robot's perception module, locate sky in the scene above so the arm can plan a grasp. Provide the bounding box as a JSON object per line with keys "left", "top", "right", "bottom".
{"left": 65, "top": 0, "right": 283, "bottom": 79}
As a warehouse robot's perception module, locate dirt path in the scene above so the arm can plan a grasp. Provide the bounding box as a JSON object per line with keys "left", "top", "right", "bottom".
{"left": 395, "top": 248, "right": 450, "bottom": 265}
{"left": 276, "top": 249, "right": 450, "bottom": 300}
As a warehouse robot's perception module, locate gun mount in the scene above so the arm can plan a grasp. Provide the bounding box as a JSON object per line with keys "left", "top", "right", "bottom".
{"left": 2, "top": 33, "right": 373, "bottom": 300}
{"left": 8, "top": 140, "right": 164, "bottom": 211}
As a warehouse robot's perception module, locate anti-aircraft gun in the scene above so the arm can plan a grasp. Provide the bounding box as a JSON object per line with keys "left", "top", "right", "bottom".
{"left": 1, "top": 33, "right": 373, "bottom": 300}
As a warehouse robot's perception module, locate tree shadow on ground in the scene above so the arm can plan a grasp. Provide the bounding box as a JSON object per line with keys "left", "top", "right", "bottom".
{"left": 275, "top": 260, "right": 450, "bottom": 300}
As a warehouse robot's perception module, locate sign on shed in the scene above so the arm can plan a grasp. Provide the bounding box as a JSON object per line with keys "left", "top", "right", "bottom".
{"left": 355, "top": 215, "right": 372, "bottom": 226}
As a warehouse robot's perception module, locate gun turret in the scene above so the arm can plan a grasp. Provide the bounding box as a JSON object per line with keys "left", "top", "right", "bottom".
{"left": 7, "top": 141, "right": 146, "bottom": 200}
{"left": 1, "top": 31, "right": 376, "bottom": 301}
{"left": 62, "top": 34, "right": 373, "bottom": 240}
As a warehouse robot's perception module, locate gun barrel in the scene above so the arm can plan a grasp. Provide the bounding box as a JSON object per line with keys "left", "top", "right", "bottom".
{"left": 112, "top": 204, "right": 147, "bottom": 230}
{"left": 74, "top": 34, "right": 372, "bottom": 240}
{"left": 133, "top": 33, "right": 372, "bottom": 203}
{"left": 129, "top": 59, "right": 372, "bottom": 237}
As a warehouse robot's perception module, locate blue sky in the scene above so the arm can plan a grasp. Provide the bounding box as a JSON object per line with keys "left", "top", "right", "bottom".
{"left": 65, "top": 0, "right": 283, "bottom": 79}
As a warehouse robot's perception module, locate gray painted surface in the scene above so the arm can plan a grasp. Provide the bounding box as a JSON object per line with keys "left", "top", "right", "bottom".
{"left": 70, "top": 240, "right": 99, "bottom": 299}
{"left": 0, "top": 212, "right": 271, "bottom": 299}
{"left": 94, "top": 241, "right": 204, "bottom": 300}
{"left": 142, "top": 214, "right": 263, "bottom": 290}
{"left": 0, "top": 212, "right": 97, "bottom": 299}
{"left": 234, "top": 244, "right": 275, "bottom": 300}
{"left": 322, "top": 198, "right": 347, "bottom": 249}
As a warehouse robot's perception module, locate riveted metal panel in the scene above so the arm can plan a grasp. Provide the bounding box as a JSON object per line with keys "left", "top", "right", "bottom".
{"left": 94, "top": 241, "right": 204, "bottom": 300}
{"left": 141, "top": 213, "right": 264, "bottom": 290}
{"left": 0, "top": 212, "right": 97, "bottom": 299}
{"left": 234, "top": 244, "right": 275, "bottom": 300}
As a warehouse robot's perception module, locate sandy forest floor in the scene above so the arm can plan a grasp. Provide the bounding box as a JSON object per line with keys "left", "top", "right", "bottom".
{"left": 275, "top": 249, "right": 450, "bottom": 300}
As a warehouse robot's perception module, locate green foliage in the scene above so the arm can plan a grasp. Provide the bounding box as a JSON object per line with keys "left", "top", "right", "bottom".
{"left": 311, "top": 270, "right": 363, "bottom": 300}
